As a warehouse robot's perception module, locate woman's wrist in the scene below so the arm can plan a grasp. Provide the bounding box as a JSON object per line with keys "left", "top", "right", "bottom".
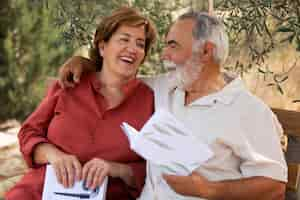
{"left": 34, "top": 143, "right": 63, "bottom": 164}
{"left": 110, "top": 162, "right": 135, "bottom": 187}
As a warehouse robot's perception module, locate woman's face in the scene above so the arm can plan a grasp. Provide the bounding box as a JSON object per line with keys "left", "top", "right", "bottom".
{"left": 99, "top": 25, "right": 146, "bottom": 80}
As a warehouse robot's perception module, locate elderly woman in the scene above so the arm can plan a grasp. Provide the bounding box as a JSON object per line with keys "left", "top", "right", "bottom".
{"left": 5, "top": 7, "right": 156, "bottom": 200}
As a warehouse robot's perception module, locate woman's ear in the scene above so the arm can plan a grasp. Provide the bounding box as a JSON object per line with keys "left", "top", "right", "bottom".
{"left": 98, "top": 41, "right": 105, "bottom": 57}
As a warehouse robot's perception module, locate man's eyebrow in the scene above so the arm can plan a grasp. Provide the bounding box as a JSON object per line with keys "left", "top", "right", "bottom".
{"left": 166, "top": 40, "right": 179, "bottom": 46}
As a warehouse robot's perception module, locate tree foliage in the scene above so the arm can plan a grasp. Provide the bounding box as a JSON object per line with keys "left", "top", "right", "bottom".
{"left": 1, "top": 0, "right": 300, "bottom": 121}
{"left": 216, "top": 0, "right": 300, "bottom": 96}
{"left": 1, "top": 0, "right": 73, "bottom": 120}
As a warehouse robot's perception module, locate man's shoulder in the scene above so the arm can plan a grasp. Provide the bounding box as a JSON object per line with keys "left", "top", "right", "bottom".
{"left": 233, "top": 85, "right": 274, "bottom": 119}
{"left": 138, "top": 73, "right": 170, "bottom": 89}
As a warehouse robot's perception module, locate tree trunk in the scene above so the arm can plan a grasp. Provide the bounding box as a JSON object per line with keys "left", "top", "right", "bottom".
{"left": 208, "top": 0, "right": 214, "bottom": 14}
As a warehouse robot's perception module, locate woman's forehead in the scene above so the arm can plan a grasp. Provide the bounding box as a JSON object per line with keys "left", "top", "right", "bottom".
{"left": 114, "top": 25, "right": 146, "bottom": 39}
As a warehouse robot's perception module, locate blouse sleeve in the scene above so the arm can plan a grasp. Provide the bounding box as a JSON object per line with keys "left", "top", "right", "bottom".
{"left": 127, "top": 160, "right": 146, "bottom": 198}
{"left": 18, "top": 81, "right": 62, "bottom": 168}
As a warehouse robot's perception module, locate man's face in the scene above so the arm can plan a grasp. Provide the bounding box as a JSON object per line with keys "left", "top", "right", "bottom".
{"left": 162, "top": 19, "right": 195, "bottom": 66}
{"left": 162, "top": 18, "right": 205, "bottom": 89}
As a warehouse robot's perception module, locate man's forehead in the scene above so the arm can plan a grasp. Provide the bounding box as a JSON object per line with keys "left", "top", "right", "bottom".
{"left": 165, "top": 19, "right": 195, "bottom": 41}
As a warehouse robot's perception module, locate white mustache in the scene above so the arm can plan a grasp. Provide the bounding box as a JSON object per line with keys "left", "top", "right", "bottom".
{"left": 163, "top": 60, "right": 182, "bottom": 70}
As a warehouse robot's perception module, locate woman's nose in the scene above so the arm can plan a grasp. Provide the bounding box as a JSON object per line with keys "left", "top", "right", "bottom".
{"left": 126, "top": 42, "right": 139, "bottom": 54}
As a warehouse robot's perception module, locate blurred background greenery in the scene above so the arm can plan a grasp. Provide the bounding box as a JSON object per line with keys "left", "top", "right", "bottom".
{"left": 1, "top": 0, "right": 300, "bottom": 121}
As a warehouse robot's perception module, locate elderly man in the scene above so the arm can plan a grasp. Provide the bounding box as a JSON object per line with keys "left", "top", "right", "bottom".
{"left": 59, "top": 11, "right": 287, "bottom": 200}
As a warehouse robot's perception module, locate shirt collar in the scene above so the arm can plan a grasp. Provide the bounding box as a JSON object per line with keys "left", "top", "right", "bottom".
{"left": 181, "top": 74, "right": 245, "bottom": 106}
{"left": 89, "top": 72, "right": 141, "bottom": 98}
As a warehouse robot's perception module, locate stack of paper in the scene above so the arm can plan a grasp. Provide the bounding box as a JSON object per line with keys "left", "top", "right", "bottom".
{"left": 121, "top": 109, "right": 213, "bottom": 175}
{"left": 42, "top": 165, "right": 108, "bottom": 200}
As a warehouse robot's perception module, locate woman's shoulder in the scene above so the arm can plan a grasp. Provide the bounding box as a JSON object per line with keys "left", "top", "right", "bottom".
{"left": 77, "top": 72, "right": 97, "bottom": 85}
{"left": 45, "top": 79, "right": 63, "bottom": 97}
{"left": 45, "top": 72, "right": 97, "bottom": 97}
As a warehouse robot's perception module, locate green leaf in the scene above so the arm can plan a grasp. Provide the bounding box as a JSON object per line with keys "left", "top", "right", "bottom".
{"left": 280, "top": 34, "right": 295, "bottom": 43}
{"left": 276, "top": 27, "right": 293, "bottom": 33}
{"left": 279, "top": 76, "right": 289, "bottom": 83}
{"left": 258, "top": 68, "right": 266, "bottom": 74}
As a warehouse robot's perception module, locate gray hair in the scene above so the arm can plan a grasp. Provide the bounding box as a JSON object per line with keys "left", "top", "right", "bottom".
{"left": 178, "top": 12, "right": 229, "bottom": 65}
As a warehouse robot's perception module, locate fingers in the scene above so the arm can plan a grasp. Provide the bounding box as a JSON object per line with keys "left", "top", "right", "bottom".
{"left": 163, "top": 174, "right": 177, "bottom": 184}
{"left": 163, "top": 174, "right": 188, "bottom": 195}
{"left": 85, "top": 164, "right": 97, "bottom": 189}
{"left": 58, "top": 57, "right": 84, "bottom": 88}
{"left": 58, "top": 65, "right": 75, "bottom": 89}
{"left": 82, "top": 162, "right": 90, "bottom": 184}
{"left": 72, "top": 66, "right": 82, "bottom": 83}
{"left": 73, "top": 158, "right": 82, "bottom": 181}
{"left": 92, "top": 166, "right": 108, "bottom": 190}
{"left": 52, "top": 164, "right": 63, "bottom": 186}
{"left": 163, "top": 172, "right": 207, "bottom": 197}
{"left": 58, "top": 67, "right": 74, "bottom": 88}
{"left": 59, "top": 164, "right": 68, "bottom": 188}
{"left": 50, "top": 154, "right": 82, "bottom": 188}
{"left": 65, "top": 160, "right": 75, "bottom": 188}
{"left": 91, "top": 167, "right": 102, "bottom": 190}
{"left": 82, "top": 158, "right": 109, "bottom": 190}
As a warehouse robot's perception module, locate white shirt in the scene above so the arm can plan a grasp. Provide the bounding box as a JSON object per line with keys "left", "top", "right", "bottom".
{"left": 138, "top": 73, "right": 287, "bottom": 200}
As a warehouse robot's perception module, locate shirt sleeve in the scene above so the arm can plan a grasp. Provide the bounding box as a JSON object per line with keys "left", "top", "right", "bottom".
{"left": 127, "top": 160, "right": 146, "bottom": 198}
{"left": 234, "top": 106, "right": 288, "bottom": 182}
{"left": 18, "top": 81, "right": 62, "bottom": 168}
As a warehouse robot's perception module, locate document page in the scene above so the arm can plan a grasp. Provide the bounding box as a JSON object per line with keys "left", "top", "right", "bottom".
{"left": 42, "top": 165, "right": 108, "bottom": 200}
{"left": 121, "top": 109, "right": 213, "bottom": 175}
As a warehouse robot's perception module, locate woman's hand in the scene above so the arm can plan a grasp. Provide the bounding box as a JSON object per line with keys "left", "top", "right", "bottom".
{"left": 46, "top": 149, "right": 82, "bottom": 188}
{"left": 82, "top": 158, "right": 113, "bottom": 190}
{"left": 82, "top": 158, "right": 136, "bottom": 190}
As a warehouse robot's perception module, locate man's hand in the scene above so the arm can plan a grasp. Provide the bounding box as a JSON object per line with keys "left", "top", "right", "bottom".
{"left": 163, "top": 171, "right": 286, "bottom": 200}
{"left": 58, "top": 56, "right": 96, "bottom": 88}
{"left": 163, "top": 171, "right": 214, "bottom": 198}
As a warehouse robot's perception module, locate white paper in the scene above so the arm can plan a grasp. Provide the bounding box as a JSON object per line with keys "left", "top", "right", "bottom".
{"left": 42, "top": 165, "right": 108, "bottom": 200}
{"left": 121, "top": 109, "right": 213, "bottom": 175}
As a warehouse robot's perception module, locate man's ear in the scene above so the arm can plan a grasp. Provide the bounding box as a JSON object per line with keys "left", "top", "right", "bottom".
{"left": 201, "top": 41, "right": 215, "bottom": 63}
{"left": 203, "top": 41, "right": 215, "bottom": 57}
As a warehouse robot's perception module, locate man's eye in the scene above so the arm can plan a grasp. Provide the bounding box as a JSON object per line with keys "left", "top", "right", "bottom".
{"left": 169, "top": 44, "right": 177, "bottom": 49}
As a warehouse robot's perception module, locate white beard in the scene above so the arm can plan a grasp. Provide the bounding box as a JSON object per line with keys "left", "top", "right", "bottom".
{"left": 164, "top": 58, "right": 204, "bottom": 90}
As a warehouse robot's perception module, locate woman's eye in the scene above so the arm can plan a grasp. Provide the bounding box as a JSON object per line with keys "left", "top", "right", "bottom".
{"left": 120, "top": 38, "right": 129, "bottom": 42}
{"left": 137, "top": 42, "right": 145, "bottom": 49}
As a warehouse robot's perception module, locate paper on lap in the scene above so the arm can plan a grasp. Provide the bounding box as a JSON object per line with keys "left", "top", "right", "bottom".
{"left": 42, "top": 165, "right": 108, "bottom": 200}
{"left": 121, "top": 109, "right": 213, "bottom": 175}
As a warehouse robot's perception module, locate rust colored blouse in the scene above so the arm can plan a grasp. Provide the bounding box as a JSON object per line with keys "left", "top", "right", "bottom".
{"left": 6, "top": 72, "right": 154, "bottom": 200}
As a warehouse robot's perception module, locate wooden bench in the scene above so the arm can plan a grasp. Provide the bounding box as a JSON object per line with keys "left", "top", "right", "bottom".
{"left": 272, "top": 108, "right": 300, "bottom": 200}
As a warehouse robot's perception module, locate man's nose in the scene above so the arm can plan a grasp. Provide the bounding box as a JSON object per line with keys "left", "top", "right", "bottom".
{"left": 161, "top": 48, "right": 169, "bottom": 61}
